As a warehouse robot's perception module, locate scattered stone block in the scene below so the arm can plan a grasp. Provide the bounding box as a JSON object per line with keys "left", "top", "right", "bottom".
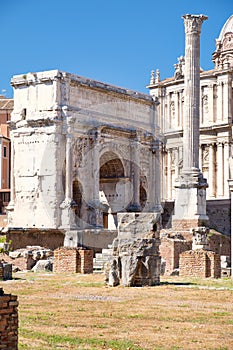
{"left": 31, "top": 259, "right": 53, "bottom": 272}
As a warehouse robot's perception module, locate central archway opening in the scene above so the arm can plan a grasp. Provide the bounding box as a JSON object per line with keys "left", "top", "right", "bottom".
{"left": 99, "top": 152, "right": 126, "bottom": 229}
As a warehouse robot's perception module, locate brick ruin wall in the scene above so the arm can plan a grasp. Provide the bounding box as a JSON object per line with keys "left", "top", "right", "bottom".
{"left": 160, "top": 232, "right": 230, "bottom": 276}
{"left": 53, "top": 247, "right": 93, "bottom": 274}
{"left": 160, "top": 238, "right": 192, "bottom": 275}
{"left": 0, "top": 289, "right": 18, "bottom": 350}
{"left": 179, "top": 249, "right": 221, "bottom": 278}
{"left": 208, "top": 233, "right": 231, "bottom": 256}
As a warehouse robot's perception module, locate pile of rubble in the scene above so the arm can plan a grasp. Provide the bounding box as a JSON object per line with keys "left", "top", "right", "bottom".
{"left": 0, "top": 246, "right": 54, "bottom": 272}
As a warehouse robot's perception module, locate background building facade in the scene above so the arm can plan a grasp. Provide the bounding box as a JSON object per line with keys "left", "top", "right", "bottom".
{"left": 0, "top": 95, "right": 12, "bottom": 215}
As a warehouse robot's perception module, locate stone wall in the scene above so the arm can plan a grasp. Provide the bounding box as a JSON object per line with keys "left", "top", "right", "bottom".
{"left": 54, "top": 247, "right": 93, "bottom": 274}
{"left": 0, "top": 288, "right": 18, "bottom": 349}
{"left": 6, "top": 229, "right": 64, "bottom": 251}
{"left": 179, "top": 249, "right": 221, "bottom": 278}
{"left": 207, "top": 199, "right": 231, "bottom": 236}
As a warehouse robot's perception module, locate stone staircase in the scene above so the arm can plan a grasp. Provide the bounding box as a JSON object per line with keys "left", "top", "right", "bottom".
{"left": 93, "top": 245, "right": 113, "bottom": 271}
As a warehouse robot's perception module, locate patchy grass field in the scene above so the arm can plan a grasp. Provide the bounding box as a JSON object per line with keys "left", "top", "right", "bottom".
{"left": 1, "top": 272, "right": 233, "bottom": 350}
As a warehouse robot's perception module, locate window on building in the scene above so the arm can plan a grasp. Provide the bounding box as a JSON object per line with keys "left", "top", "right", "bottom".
{"left": 3, "top": 146, "right": 7, "bottom": 158}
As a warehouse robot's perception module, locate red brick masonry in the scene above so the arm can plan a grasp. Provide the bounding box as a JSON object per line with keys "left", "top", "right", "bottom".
{"left": 0, "top": 288, "right": 18, "bottom": 350}
{"left": 179, "top": 249, "right": 221, "bottom": 278}
{"left": 54, "top": 247, "right": 93, "bottom": 274}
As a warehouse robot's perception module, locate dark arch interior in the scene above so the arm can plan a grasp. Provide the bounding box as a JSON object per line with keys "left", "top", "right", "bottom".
{"left": 100, "top": 152, "right": 124, "bottom": 178}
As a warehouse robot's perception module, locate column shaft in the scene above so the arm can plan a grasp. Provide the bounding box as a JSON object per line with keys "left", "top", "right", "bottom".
{"left": 65, "top": 134, "right": 72, "bottom": 201}
{"left": 133, "top": 143, "right": 140, "bottom": 206}
{"left": 217, "top": 142, "right": 224, "bottom": 197}
{"left": 93, "top": 136, "right": 100, "bottom": 201}
{"left": 208, "top": 143, "right": 216, "bottom": 197}
{"left": 167, "top": 149, "right": 172, "bottom": 200}
{"left": 224, "top": 142, "right": 230, "bottom": 197}
{"left": 217, "top": 82, "right": 223, "bottom": 122}
{"left": 208, "top": 84, "right": 214, "bottom": 123}
{"left": 182, "top": 14, "right": 207, "bottom": 173}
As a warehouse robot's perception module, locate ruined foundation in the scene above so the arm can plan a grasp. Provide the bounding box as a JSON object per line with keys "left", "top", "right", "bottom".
{"left": 179, "top": 249, "right": 221, "bottom": 278}
{"left": 54, "top": 247, "right": 93, "bottom": 274}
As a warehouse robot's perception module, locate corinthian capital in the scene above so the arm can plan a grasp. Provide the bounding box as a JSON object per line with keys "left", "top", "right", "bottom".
{"left": 182, "top": 14, "right": 208, "bottom": 34}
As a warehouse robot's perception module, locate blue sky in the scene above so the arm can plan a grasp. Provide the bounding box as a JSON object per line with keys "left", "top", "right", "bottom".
{"left": 0, "top": 0, "right": 232, "bottom": 97}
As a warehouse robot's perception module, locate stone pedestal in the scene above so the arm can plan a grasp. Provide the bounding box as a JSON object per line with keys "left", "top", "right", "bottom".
{"left": 173, "top": 173, "right": 209, "bottom": 229}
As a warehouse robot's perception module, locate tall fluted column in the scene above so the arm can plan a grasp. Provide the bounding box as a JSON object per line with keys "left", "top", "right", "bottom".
{"left": 60, "top": 107, "right": 76, "bottom": 229}
{"left": 93, "top": 132, "right": 100, "bottom": 203}
{"left": 65, "top": 120, "right": 73, "bottom": 202}
{"left": 92, "top": 130, "right": 104, "bottom": 227}
{"left": 182, "top": 14, "right": 208, "bottom": 175}
{"left": 133, "top": 140, "right": 140, "bottom": 208}
{"left": 173, "top": 14, "right": 209, "bottom": 230}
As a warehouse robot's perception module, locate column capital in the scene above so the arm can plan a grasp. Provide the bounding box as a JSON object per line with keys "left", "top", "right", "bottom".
{"left": 206, "top": 142, "right": 215, "bottom": 147}
{"left": 182, "top": 14, "right": 208, "bottom": 35}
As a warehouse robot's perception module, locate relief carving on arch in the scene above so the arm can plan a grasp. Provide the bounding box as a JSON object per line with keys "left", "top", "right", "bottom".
{"left": 73, "top": 136, "right": 90, "bottom": 168}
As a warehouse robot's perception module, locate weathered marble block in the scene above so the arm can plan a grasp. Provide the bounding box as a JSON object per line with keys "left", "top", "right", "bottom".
{"left": 107, "top": 212, "right": 161, "bottom": 287}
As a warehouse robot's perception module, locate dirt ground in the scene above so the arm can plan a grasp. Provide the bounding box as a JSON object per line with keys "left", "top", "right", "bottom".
{"left": 1, "top": 272, "right": 233, "bottom": 350}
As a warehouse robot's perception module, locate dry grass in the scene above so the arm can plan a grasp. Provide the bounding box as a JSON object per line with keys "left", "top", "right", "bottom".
{"left": 1, "top": 272, "right": 233, "bottom": 350}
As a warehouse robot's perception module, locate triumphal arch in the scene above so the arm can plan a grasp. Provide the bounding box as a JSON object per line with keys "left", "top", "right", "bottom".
{"left": 6, "top": 71, "right": 161, "bottom": 250}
